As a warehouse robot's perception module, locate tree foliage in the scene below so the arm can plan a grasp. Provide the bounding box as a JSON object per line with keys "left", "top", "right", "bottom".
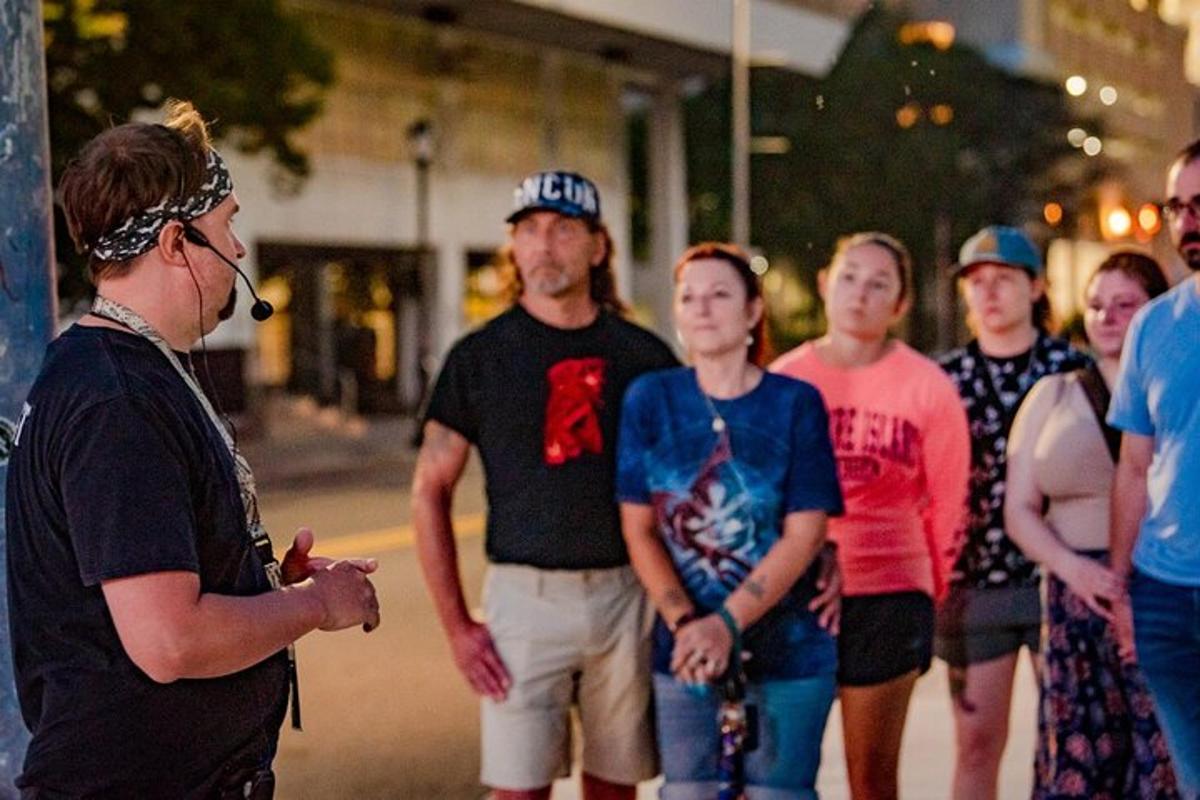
{"left": 685, "top": 6, "right": 1111, "bottom": 350}
{"left": 44, "top": 0, "right": 335, "bottom": 306}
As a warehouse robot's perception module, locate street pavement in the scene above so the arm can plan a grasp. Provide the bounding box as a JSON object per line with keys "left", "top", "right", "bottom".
{"left": 254, "top": 418, "right": 1037, "bottom": 799}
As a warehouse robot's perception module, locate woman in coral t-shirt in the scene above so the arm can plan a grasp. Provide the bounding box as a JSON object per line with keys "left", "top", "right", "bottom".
{"left": 772, "top": 232, "right": 970, "bottom": 800}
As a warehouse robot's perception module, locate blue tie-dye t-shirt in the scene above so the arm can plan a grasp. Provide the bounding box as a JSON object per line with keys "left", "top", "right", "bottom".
{"left": 616, "top": 367, "right": 843, "bottom": 681}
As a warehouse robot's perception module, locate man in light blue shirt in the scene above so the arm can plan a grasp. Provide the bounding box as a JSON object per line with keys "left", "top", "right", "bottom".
{"left": 1110, "top": 139, "right": 1200, "bottom": 798}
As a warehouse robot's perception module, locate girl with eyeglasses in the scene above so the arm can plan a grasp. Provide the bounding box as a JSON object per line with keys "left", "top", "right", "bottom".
{"left": 1005, "top": 251, "right": 1179, "bottom": 799}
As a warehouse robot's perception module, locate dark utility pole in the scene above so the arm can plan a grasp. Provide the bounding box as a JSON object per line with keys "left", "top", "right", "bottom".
{"left": 0, "top": 0, "right": 55, "bottom": 791}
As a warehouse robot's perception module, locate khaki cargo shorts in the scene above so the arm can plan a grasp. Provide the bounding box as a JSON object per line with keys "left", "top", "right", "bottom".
{"left": 480, "top": 563, "right": 657, "bottom": 791}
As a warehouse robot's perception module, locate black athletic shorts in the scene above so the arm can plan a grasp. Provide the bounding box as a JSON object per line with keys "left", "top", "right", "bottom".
{"left": 838, "top": 590, "right": 935, "bottom": 687}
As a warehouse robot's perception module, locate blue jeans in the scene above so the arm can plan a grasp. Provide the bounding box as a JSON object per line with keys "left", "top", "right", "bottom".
{"left": 653, "top": 671, "right": 836, "bottom": 800}
{"left": 1131, "top": 570, "right": 1200, "bottom": 798}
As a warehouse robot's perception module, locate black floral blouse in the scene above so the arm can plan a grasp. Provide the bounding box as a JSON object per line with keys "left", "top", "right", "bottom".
{"left": 938, "top": 334, "right": 1091, "bottom": 589}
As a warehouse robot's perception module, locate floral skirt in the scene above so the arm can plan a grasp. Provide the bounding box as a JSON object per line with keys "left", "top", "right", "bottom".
{"left": 1034, "top": 553, "right": 1179, "bottom": 799}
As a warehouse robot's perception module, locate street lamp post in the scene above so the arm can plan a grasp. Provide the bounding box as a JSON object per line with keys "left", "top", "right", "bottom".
{"left": 0, "top": 0, "right": 53, "bottom": 790}
{"left": 731, "top": 0, "right": 751, "bottom": 248}
{"left": 407, "top": 120, "right": 433, "bottom": 247}
{"left": 402, "top": 120, "right": 434, "bottom": 414}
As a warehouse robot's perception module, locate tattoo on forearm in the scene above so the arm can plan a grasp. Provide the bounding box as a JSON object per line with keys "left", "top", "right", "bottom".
{"left": 743, "top": 577, "right": 767, "bottom": 600}
{"left": 660, "top": 588, "right": 690, "bottom": 611}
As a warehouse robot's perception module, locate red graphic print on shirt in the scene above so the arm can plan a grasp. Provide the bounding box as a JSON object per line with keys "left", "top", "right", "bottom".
{"left": 827, "top": 406, "right": 919, "bottom": 485}
{"left": 544, "top": 357, "right": 606, "bottom": 465}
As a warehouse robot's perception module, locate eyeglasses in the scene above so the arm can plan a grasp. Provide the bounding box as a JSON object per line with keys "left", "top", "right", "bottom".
{"left": 1085, "top": 298, "right": 1143, "bottom": 317}
{"left": 1161, "top": 196, "right": 1200, "bottom": 221}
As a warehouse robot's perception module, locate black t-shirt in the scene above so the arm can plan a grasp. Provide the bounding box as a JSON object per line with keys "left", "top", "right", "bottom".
{"left": 5, "top": 326, "right": 288, "bottom": 798}
{"left": 424, "top": 305, "right": 678, "bottom": 569}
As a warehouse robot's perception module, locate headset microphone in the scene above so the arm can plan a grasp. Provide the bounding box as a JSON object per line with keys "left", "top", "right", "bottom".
{"left": 181, "top": 225, "right": 274, "bottom": 321}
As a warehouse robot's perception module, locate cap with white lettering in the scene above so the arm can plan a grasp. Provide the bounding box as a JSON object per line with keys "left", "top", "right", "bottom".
{"left": 506, "top": 170, "right": 602, "bottom": 226}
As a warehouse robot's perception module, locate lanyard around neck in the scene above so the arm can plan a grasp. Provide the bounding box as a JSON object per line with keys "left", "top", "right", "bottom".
{"left": 967, "top": 337, "right": 1041, "bottom": 435}
{"left": 90, "top": 296, "right": 302, "bottom": 729}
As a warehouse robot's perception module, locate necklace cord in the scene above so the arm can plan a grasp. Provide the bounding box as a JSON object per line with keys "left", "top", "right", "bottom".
{"left": 88, "top": 293, "right": 301, "bottom": 730}
{"left": 695, "top": 371, "right": 753, "bottom": 500}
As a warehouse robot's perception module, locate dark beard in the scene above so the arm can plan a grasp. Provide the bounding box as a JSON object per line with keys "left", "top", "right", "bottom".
{"left": 1179, "top": 233, "right": 1200, "bottom": 272}
{"left": 217, "top": 286, "right": 238, "bottom": 321}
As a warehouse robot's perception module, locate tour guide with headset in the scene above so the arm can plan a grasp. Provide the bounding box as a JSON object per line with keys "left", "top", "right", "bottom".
{"left": 5, "top": 105, "right": 379, "bottom": 799}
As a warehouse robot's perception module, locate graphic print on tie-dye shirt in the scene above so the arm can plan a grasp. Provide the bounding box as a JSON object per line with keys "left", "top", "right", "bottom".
{"left": 652, "top": 432, "right": 763, "bottom": 609}
{"left": 616, "top": 367, "right": 844, "bottom": 680}
{"left": 544, "top": 357, "right": 606, "bottom": 465}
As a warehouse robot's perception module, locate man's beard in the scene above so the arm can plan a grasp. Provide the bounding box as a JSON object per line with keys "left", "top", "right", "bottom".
{"left": 217, "top": 286, "right": 238, "bottom": 321}
{"left": 1178, "top": 232, "right": 1200, "bottom": 272}
{"left": 530, "top": 272, "right": 572, "bottom": 297}
{"left": 523, "top": 262, "right": 575, "bottom": 297}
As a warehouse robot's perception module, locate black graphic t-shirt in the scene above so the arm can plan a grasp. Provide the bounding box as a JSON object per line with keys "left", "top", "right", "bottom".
{"left": 5, "top": 326, "right": 288, "bottom": 798}
{"left": 424, "top": 304, "right": 678, "bottom": 569}
{"left": 939, "top": 334, "right": 1090, "bottom": 589}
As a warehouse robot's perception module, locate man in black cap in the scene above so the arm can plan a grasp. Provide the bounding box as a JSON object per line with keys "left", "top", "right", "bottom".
{"left": 412, "top": 170, "right": 676, "bottom": 799}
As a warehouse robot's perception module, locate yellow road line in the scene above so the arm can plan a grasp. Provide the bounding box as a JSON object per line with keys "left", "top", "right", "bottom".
{"left": 313, "top": 512, "right": 486, "bottom": 558}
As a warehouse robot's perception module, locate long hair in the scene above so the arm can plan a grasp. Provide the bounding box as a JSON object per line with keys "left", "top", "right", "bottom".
{"left": 673, "top": 241, "right": 770, "bottom": 366}
{"left": 1032, "top": 294, "right": 1054, "bottom": 332}
{"left": 498, "top": 222, "right": 628, "bottom": 316}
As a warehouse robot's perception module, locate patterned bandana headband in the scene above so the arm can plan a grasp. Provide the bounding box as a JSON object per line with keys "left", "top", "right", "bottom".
{"left": 88, "top": 147, "right": 234, "bottom": 262}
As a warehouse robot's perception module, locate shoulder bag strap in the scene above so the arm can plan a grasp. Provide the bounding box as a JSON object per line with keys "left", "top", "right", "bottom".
{"left": 1075, "top": 365, "right": 1121, "bottom": 463}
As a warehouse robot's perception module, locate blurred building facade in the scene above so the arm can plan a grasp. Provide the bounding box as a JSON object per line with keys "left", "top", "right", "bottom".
{"left": 213, "top": 0, "right": 851, "bottom": 416}
{"left": 904, "top": 0, "right": 1199, "bottom": 316}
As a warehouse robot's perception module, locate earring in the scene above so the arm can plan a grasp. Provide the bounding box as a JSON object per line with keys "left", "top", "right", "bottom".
{"left": 745, "top": 333, "right": 754, "bottom": 347}
{"left": 676, "top": 329, "right": 686, "bottom": 346}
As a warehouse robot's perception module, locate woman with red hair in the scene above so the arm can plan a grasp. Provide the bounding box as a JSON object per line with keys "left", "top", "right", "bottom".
{"left": 617, "top": 242, "right": 843, "bottom": 799}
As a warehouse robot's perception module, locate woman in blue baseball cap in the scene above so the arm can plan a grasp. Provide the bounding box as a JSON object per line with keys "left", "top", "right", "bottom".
{"left": 935, "top": 225, "right": 1090, "bottom": 799}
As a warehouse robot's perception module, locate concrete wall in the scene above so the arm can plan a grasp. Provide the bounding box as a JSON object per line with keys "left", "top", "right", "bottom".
{"left": 211, "top": 0, "right": 634, "bottom": 362}
{"left": 1037, "top": 0, "right": 1193, "bottom": 201}
{"left": 512, "top": 0, "right": 850, "bottom": 73}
